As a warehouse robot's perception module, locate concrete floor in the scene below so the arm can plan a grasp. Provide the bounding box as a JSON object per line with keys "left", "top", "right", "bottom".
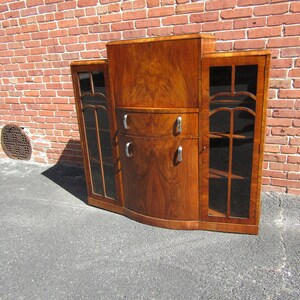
{"left": 0, "top": 159, "right": 299, "bottom": 300}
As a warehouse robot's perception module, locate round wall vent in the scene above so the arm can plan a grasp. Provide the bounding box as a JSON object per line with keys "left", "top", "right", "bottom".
{"left": 1, "top": 124, "right": 32, "bottom": 161}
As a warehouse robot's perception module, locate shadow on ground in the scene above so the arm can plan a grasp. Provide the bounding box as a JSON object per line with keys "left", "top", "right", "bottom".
{"left": 41, "top": 139, "right": 87, "bottom": 203}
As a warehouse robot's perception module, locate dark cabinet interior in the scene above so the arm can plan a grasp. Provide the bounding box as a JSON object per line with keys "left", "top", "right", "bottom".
{"left": 71, "top": 34, "right": 270, "bottom": 234}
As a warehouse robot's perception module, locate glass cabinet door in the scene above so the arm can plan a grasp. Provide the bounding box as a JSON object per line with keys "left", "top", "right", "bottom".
{"left": 201, "top": 54, "right": 269, "bottom": 224}
{"left": 71, "top": 62, "right": 122, "bottom": 206}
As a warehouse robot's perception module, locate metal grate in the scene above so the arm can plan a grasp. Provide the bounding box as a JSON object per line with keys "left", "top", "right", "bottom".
{"left": 1, "top": 124, "right": 32, "bottom": 160}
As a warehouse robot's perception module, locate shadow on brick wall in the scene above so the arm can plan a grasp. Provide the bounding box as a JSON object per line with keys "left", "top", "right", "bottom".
{"left": 42, "top": 139, "right": 87, "bottom": 203}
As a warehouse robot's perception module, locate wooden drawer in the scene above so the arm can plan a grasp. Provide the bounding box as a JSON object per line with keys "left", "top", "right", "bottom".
{"left": 116, "top": 109, "right": 198, "bottom": 137}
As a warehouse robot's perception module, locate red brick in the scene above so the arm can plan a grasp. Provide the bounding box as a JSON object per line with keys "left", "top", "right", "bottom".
{"left": 148, "top": 7, "right": 174, "bottom": 17}
{"left": 206, "top": 0, "right": 236, "bottom": 10}
{"left": 264, "top": 154, "right": 287, "bottom": 163}
{"left": 40, "top": 22, "right": 57, "bottom": 31}
{"left": 272, "top": 178, "right": 300, "bottom": 189}
{"left": 78, "top": 0, "right": 98, "bottom": 6}
{"left": 237, "top": 0, "right": 269, "bottom": 6}
{"left": 45, "top": 0, "right": 64, "bottom": 3}
{"left": 21, "top": 8, "right": 38, "bottom": 17}
{"left": 148, "top": 27, "right": 174, "bottom": 36}
{"left": 254, "top": 3, "right": 288, "bottom": 16}
{"left": 288, "top": 155, "right": 300, "bottom": 164}
{"left": 162, "top": 15, "right": 188, "bottom": 26}
{"left": 86, "top": 42, "right": 106, "bottom": 50}
{"left": 100, "top": 32, "right": 122, "bottom": 41}
{"left": 173, "top": 24, "right": 201, "bottom": 35}
{"left": 100, "top": 13, "right": 122, "bottom": 23}
{"left": 136, "top": 19, "right": 160, "bottom": 29}
{"left": 176, "top": 0, "right": 188, "bottom": 3}
{"left": 271, "top": 60, "right": 293, "bottom": 69}
{"left": 112, "top": 22, "right": 134, "bottom": 31}
{"left": 285, "top": 25, "right": 300, "bottom": 37}
{"left": 147, "top": 0, "right": 159, "bottom": 7}
{"left": 89, "top": 25, "right": 110, "bottom": 33}
{"left": 267, "top": 37, "right": 300, "bottom": 48}
{"left": 78, "top": 16, "right": 100, "bottom": 26}
{"left": 234, "top": 39, "right": 265, "bottom": 50}
{"left": 216, "top": 42, "right": 233, "bottom": 51}
{"left": 49, "top": 29, "right": 68, "bottom": 38}
{"left": 281, "top": 145, "right": 297, "bottom": 154}
{"left": 79, "top": 35, "right": 98, "bottom": 43}
{"left": 269, "top": 79, "right": 291, "bottom": 89}
{"left": 269, "top": 69, "right": 287, "bottom": 78}
{"left": 58, "top": 19, "right": 78, "bottom": 28}
{"left": 190, "top": 12, "right": 219, "bottom": 23}
{"left": 161, "top": 0, "right": 175, "bottom": 5}
{"left": 264, "top": 144, "right": 280, "bottom": 153}
{"left": 287, "top": 188, "right": 300, "bottom": 196}
{"left": 262, "top": 185, "right": 286, "bottom": 193}
{"left": 270, "top": 162, "right": 300, "bottom": 172}
{"left": 26, "top": 0, "right": 44, "bottom": 7}
{"left": 121, "top": 1, "right": 132, "bottom": 10}
{"left": 287, "top": 172, "right": 300, "bottom": 180}
{"left": 8, "top": 1, "right": 25, "bottom": 10}
{"left": 266, "top": 117, "right": 292, "bottom": 127}
{"left": 294, "top": 119, "right": 300, "bottom": 127}
{"left": 279, "top": 89, "right": 300, "bottom": 99}
{"left": 234, "top": 17, "right": 266, "bottom": 29}
{"left": 123, "top": 29, "right": 147, "bottom": 39}
{"left": 290, "top": 137, "right": 300, "bottom": 146}
{"left": 65, "top": 44, "right": 84, "bottom": 52}
{"left": 262, "top": 169, "right": 286, "bottom": 178}
{"left": 268, "top": 13, "right": 300, "bottom": 26}
{"left": 273, "top": 110, "right": 300, "bottom": 120}
{"left": 265, "top": 136, "right": 288, "bottom": 145}
{"left": 203, "top": 20, "right": 232, "bottom": 32}
{"left": 216, "top": 30, "right": 245, "bottom": 40}
{"left": 248, "top": 26, "right": 281, "bottom": 39}
{"left": 288, "top": 69, "right": 300, "bottom": 78}
{"left": 108, "top": 3, "right": 121, "bottom": 12}
{"left": 221, "top": 8, "right": 252, "bottom": 19}
{"left": 176, "top": 3, "right": 204, "bottom": 14}
{"left": 290, "top": 2, "right": 300, "bottom": 12}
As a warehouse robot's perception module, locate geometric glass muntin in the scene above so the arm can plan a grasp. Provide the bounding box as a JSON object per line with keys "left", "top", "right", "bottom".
{"left": 208, "top": 65, "right": 258, "bottom": 218}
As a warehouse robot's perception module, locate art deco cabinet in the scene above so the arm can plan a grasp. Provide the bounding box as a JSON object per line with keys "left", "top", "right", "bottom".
{"left": 71, "top": 34, "right": 270, "bottom": 234}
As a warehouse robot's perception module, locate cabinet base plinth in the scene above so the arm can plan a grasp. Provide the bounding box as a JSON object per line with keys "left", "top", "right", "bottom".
{"left": 123, "top": 208, "right": 259, "bottom": 235}
{"left": 87, "top": 197, "right": 258, "bottom": 234}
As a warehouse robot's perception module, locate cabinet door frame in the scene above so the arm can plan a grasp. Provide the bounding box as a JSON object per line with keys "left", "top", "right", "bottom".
{"left": 71, "top": 60, "right": 124, "bottom": 211}
{"left": 200, "top": 51, "right": 271, "bottom": 226}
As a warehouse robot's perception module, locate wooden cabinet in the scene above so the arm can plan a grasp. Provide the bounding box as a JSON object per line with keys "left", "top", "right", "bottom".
{"left": 71, "top": 34, "right": 270, "bottom": 234}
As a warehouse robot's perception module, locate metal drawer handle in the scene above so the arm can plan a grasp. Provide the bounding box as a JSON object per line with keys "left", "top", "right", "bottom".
{"left": 123, "top": 114, "right": 129, "bottom": 130}
{"left": 176, "top": 116, "right": 182, "bottom": 134}
{"left": 177, "top": 146, "right": 183, "bottom": 163}
{"left": 125, "top": 142, "right": 133, "bottom": 157}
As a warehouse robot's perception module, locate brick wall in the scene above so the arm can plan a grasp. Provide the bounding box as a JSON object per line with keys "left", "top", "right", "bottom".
{"left": 0, "top": 0, "right": 299, "bottom": 194}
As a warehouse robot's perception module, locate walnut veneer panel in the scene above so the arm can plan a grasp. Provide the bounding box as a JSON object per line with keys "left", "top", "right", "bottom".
{"left": 107, "top": 39, "right": 200, "bottom": 108}
{"left": 119, "top": 136, "right": 199, "bottom": 221}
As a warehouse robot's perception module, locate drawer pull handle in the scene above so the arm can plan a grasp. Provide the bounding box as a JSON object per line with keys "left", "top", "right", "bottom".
{"left": 123, "top": 114, "right": 129, "bottom": 129}
{"left": 125, "top": 142, "right": 133, "bottom": 157}
{"left": 177, "top": 146, "right": 183, "bottom": 163}
{"left": 176, "top": 116, "right": 182, "bottom": 134}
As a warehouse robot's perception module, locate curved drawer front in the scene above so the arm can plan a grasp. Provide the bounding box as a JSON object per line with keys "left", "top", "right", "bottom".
{"left": 116, "top": 110, "right": 198, "bottom": 137}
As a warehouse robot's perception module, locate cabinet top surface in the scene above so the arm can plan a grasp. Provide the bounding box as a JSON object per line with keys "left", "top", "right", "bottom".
{"left": 106, "top": 33, "right": 216, "bottom": 46}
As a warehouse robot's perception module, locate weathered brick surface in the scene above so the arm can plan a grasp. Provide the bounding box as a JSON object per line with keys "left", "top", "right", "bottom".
{"left": 0, "top": 0, "right": 299, "bottom": 194}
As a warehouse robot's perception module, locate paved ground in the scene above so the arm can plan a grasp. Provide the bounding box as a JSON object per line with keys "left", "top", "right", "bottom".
{"left": 0, "top": 158, "right": 299, "bottom": 300}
